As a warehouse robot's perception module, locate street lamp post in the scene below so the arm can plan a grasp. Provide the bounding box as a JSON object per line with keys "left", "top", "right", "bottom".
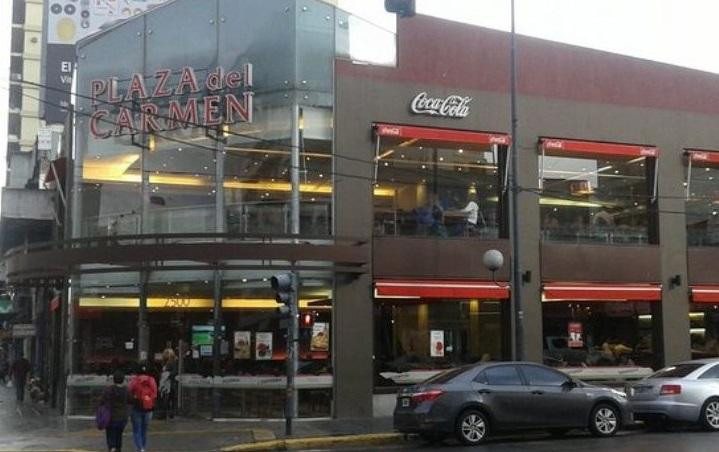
{"left": 509, "top": 0, "right": 524, "bottom": 361}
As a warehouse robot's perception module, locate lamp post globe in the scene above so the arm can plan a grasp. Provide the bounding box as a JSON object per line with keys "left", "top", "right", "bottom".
{"left": 482, "top": 249, "right": 504, "bottom": 273}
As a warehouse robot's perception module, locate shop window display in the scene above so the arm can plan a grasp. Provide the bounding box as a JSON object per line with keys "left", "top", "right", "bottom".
{"left": 373, "top": 130, "right": 507, "bottom": 239}
{"left": 689, "top": 306, "right": 719, "bottom": 359}
{"left": 374, "top": 299, "right": 506, "bottom": 385}
{"left": 542, "top": 302, "right": 657, "bottom": 368}
{"left": 539, "top": 149, "right": 658, "bottom": 245}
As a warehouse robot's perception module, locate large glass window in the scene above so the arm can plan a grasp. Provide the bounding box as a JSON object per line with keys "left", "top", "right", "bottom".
{"left": 689, "top": 305, "right": 719, "bottom": 359}
{"left": 374, "top": 299, "right": 506, "bottom": 385}
{"left": 542, "top": 301, "right": 657, "bottom": 369}
{"left": 539, "top": 141, "right": 658, "bottom": 244}
{"left": 686, "top": 152, "right": 719, "bottom": 246}
{"left": 373, "top": 128, "right": 507, "bottom": 239}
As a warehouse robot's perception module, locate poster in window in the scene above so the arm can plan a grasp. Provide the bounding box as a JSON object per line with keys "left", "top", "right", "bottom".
{"left": 255, "top": 332, "right": 273, "bottom": 360}
{"left": 310, "top": 323, "right": 330, "bottom": 352}
{"left": 233, "top": 331, "right": 251, "bottom": 359}
{"left": 568, "top": 322, "right": 584, "bottom": 348}
{"left": 430, "top": 330, "right": 445, "bottom": 357}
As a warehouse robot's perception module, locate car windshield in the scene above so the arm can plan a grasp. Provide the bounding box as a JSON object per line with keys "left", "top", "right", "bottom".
{"left": 423, "top": 367, "right": 471, "bottom": 384}
{"left": 649, "top": 363, "right": 704, "bottom": 379}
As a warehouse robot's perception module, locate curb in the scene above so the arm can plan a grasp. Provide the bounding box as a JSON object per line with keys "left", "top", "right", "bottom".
{"left": 222, "top": 432, "right": 405, "bottom": 451}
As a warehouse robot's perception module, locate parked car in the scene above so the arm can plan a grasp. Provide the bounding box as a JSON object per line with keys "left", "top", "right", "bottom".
{"left": 628, "top": 359, "right": 719, "bottom": 430}
{"left": 394, "top": 361, "right": 631, "bottom": 445}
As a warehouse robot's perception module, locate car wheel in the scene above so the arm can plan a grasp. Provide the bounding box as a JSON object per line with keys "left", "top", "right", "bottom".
{"left": 419, "top": 432, "right": 447, "bottom": 443}
{"left": 589, "top": 403, "right": 620, "bottom": 437}
{"left": 455, "top": 409, "right": 489, "bottom": 445}
{"left": 700, "top": 397, "right": 719, "bottom": 431}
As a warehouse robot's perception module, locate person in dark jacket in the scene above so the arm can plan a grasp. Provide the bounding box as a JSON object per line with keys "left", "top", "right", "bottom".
{"left": 101, "top": 370, "right": 129, "bottom": 452}
{"left": 10, "top": 354, "right": 31, "bottom": 402}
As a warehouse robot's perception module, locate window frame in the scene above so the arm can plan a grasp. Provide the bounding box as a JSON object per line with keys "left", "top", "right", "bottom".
{"left": 479, "top": 364, "right": 526, "bottom": 386}
{"left": 518, "top": 364, "right": 571, "bottom": 387}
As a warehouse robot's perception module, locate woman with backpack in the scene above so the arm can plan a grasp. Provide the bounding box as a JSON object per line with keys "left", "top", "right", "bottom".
{"left": 100, "top": 370, "right": 129, "bottom": 452}
{"left": 128, "top": 363, "right": 157, "bottom": 452}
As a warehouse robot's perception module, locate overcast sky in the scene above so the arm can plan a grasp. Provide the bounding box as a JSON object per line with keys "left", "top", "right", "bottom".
{"left": 3, "top": 0, "right": 719, "bottom": 193}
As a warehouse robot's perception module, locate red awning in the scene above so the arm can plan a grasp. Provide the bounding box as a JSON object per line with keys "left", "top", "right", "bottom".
{"left": 540, "top": 138, "right": 659, "bottom": 158}
{"left": 686, "top": 150, "right": 719, "bottom": 165}
{"left": 374, "top": 123, "right": 511, "bottom": 146}
{"left": 543, "top": 283, "right": 661, "bottom": 301}
{"left": 691, "top": 286, "right": 719, "bottom": 303}
{"left": 374, "top": 279, "right": 509, "bottom": 299}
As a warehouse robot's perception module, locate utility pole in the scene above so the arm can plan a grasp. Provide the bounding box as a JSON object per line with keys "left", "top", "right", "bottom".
{"left": 509, "top": 0, "right": 524, "bottom": 361}
{"left": 271, "top": 272, "right": 299, "bottom": 436}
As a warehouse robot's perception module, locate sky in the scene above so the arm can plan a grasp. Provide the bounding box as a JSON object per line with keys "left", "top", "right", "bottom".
{"left": 3, "top": 0, "right": 719, "bottom": 194}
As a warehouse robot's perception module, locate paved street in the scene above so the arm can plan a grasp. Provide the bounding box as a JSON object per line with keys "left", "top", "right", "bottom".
{"left": 304, "top": 429, "right": 719, "bottom": 452}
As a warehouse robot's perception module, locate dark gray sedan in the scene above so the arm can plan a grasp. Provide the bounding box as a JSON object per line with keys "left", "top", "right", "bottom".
{"left": 394, "top": 362, "right": 632, "bottom": 445}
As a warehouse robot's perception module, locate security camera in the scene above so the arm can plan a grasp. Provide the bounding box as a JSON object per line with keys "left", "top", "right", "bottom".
{"left": 482, "top": 249, "right": 504, "bottom": 273}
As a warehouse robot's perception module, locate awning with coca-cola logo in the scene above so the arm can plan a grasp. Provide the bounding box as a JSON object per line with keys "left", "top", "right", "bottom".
{"left": 374, "top": 123, "right": 511, "bottom": 148}
{"left": 686, "top": 150, "right": 719, "bottom": 166}
{"left": 374, "top": 279, "right": 509, "bottom": 299}
{"left": 691, "top": 286, "right": 719, "bottom": 303}
{"left": 539, "top": 138, "right": 659, "bottom": 159}
{"left": 543, "top": 283, "right": 662, "bottom": 302}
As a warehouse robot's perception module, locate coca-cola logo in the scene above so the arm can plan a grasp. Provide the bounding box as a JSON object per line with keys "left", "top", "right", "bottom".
{"left": 410, "top": 92, "right": 472, "bottom": 118}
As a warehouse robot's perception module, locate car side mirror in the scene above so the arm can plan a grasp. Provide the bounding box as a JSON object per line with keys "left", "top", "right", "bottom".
{"left": 562, "top": 379, "right": 577, "bottom": 390}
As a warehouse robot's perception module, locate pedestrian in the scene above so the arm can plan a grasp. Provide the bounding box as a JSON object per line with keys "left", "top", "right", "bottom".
{"left": 0, "top": 351, "right": 9, "bottom": 385}
{"left": 158, "top": 348, "right": 178, "bottom": 419}
{"left": 10, "top": 353, "right": 31, "bottom": 402}
{"left": 101, "top": 370, "right": 129, "bottom": 452}
{"left": 128, "top": 362, "right": 157, "bottom": 452}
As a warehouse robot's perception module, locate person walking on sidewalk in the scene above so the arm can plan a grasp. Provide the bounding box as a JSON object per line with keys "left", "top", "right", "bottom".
{"left": 128, "top": 363, "right": 157, "bottom": 452}
{"left": 157, "top": 348, "right": 178, "bottom": 420}
{"left": 10, "top": 354, "right": 30, "bottom": 402}
{"left": 101, "top": 370, "right": 129, "bottom": 452}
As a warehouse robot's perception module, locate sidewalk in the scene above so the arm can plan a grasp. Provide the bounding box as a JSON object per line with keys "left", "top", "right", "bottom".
{"left": 0, "top": 386, "right": 401, "bottom": 451}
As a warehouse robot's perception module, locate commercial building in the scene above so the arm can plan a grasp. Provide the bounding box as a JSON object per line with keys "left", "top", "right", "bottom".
{"left": 6, "top": 0, "right": 719, "bottom": 418}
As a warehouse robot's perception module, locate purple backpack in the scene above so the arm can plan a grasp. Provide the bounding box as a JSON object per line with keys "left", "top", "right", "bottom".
{"left": 95, "top": 403, "right": 111, "bottom": 430}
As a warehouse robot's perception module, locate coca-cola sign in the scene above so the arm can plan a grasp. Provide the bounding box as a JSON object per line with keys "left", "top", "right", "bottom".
{"left": 410, "top": 92, "right": 472, "bottom": 118}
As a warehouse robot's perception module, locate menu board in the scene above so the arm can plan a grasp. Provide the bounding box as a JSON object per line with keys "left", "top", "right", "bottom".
{"left": 430, "top": 330, "right": 445, "bottom": 357}
{"left": 233, "top": 331, "right": 251, "bottom": 359}
{"left": 310, "top": 323, "right": 330, "bottom": 352}
{"left": 568, "top": 322, "right": 584, "bottom": 348}
{"left": 255, "top": 332, "right": 273, "bottom": 360}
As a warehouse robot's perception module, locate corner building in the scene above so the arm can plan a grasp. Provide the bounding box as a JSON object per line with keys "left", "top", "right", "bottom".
{"left": 7, "top": 0, "right": 719, "bottom": 418}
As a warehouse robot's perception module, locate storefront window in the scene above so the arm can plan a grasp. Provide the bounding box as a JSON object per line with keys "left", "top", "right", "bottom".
{"left": 686, "top": 151, "right": 719, "bottom": 246}
{"left": 690, "top": 305, "right": 719, "bottom": 359}
{"left": 539, "top": 139, "right": 658, "bottom": 245}
{"left": 542, "top": 301, "right": 657, "bottom": 368}
{"left": 373, "top": 126, "right": 507, "bottom": 239}
{"left": 374, "top": 299, "right": 506, "bottom": 385}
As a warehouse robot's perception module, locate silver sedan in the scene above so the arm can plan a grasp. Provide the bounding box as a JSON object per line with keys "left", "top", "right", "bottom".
{"left": 628, "top": 359, "right": 719, "bottom": 429}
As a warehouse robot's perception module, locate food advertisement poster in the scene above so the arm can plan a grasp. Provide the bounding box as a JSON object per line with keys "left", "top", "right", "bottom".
{"left": 568, "top": 322, "right": 584, "bottom": 348}
{"left": 255, "top": 332, "right": 273, "bottom": 360}
{"left": 233, "top": 331, "right": 251, "bottom": 359}
{"left": 430, "top": 330, "right": 445, "bottom": 357}
{"left": 310, "top": 323, "right": 330, "bottom": 352}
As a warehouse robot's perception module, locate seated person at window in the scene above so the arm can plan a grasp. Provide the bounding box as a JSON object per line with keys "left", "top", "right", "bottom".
{"left": 453, "top": 193, "right": 485, "bottom": 236}
{"left": 428, "top": 194, "right": 447, "bottom": 237}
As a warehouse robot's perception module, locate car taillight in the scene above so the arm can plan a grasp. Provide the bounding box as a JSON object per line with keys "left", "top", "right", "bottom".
{"left": 660, "top": 384, "right": 682, "bottom": 396}
{"left": 411, "top": 390, "right": 445, "bottom": 403}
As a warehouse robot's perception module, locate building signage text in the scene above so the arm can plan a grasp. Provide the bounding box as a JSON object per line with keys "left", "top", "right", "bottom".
{"left": 410, "top": 92, "right": 472, "bottom": 118}
{"left": 89, "top": 64, "right": 254, "bottom": 139}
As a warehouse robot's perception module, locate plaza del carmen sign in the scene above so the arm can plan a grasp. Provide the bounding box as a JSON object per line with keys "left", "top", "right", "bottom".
{"left": 89, "top": 64, "right": 254, "bottom": 138}
{"left": 410, "top": 91, "right": 472, "bottom": 119}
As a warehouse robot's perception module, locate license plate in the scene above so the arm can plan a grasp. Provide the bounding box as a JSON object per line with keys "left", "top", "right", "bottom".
{"left": 401, "top": 398, "right": 410, "bottom": 407}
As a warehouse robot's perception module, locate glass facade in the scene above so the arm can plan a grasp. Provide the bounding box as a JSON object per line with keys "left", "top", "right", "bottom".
{"left": 68, "top": 0, "right": 396, "bottom": 418}
{"left": 374, "top": 299, "right": 507, "bottom": 385}
{"left": 690, "top": 305, "right": 719, "bottom": 359}
{"left": 373, "top": 134, "right": 506, "bottom": 239}
{"left": 686, "top": 159, "right": 719, "bottom": 246}
{"left": 542, "top": 301, "right": 657, "bottom": 368}
{"left": 540, "top": 153, "right": 657, "bottom": 244}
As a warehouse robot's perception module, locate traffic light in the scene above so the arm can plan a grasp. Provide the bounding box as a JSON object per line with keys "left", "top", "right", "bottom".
{"left": 271, "top": 272, "right": 295, "bottom": 317}
{"left": 385, "top": 0, "right": 416, "bottom": 18}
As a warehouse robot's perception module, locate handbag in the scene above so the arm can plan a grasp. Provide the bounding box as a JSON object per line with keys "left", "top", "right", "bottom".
{"left": 95, "top": 403, "right": 111, "bottom": 430}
